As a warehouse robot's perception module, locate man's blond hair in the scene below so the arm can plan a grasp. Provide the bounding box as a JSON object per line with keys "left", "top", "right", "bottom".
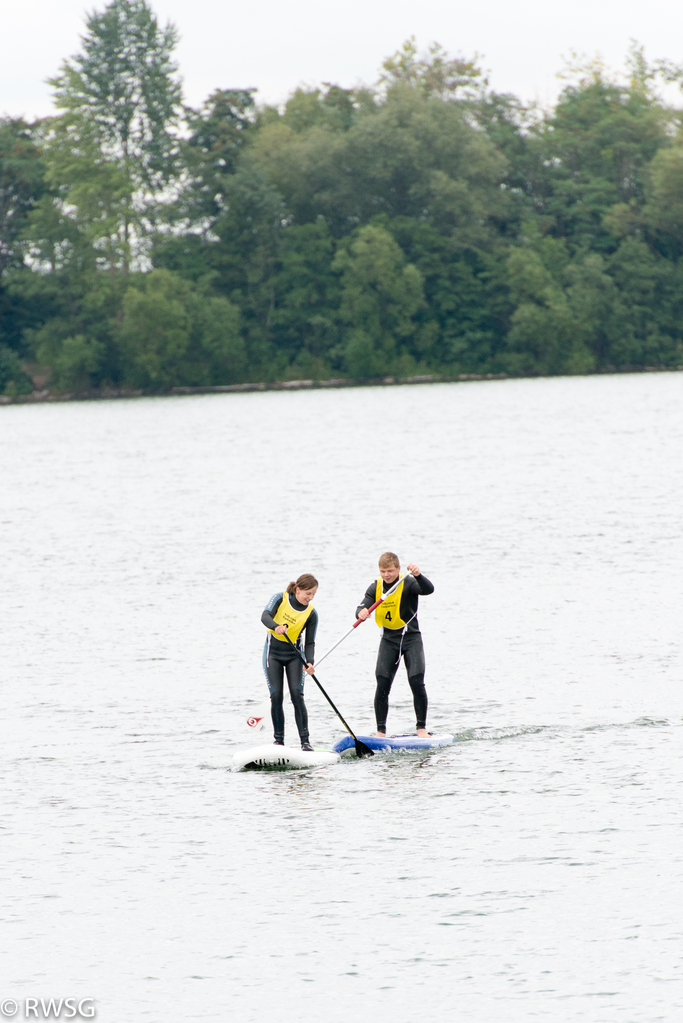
{"left": 378, "top": 552, "right": 400, "bottom": 569}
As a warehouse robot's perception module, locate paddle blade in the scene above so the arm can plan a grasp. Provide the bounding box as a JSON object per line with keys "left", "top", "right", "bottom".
{"left": 246, "top": 699, "right": 270, "bottom": 733}
{"left": 354, "top": 740, "right": 375, "bottom": 759}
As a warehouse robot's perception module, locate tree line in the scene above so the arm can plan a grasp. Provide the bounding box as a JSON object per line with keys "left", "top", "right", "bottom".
{"left": 2, "top": 0, "right": 683, "bottom": 395}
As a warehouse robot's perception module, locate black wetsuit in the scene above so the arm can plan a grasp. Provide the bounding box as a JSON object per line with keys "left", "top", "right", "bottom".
{"left": 355, "top": 574, "right": 434, "bottom": 733}
{"left": 261, "top": 593, "right": 318, "bottom": 745}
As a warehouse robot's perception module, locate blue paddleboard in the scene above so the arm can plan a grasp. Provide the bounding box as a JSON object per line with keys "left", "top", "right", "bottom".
{"left": 332, "top": 733, "right": 454, "bottom": 754}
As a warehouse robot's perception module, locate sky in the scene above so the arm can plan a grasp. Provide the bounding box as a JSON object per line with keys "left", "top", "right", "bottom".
{"left": 2, "top": 0, "right": 683, "bottom": 120}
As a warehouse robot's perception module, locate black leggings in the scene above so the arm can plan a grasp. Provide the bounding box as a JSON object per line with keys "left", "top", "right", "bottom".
{"left": 375, "top": 674, "right": 428, "bottom": 732}
{"left": 374, "top": 633, "right": 428, "bottom": 732}
{"left": 262, "top": 643, "right": 309, "bottom": 744}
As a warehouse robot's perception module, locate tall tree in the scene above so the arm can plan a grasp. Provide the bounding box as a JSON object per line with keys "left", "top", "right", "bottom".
{"left": 643, "top": 141, "right": 683, "bottom": 255}
{"left": 333, "top": 224, "right": 426, "bottom": 377}
{"left": 378, "top": 37, "right": 486, "bottom": 101}
{"left": 0, "top": 117, "right": 47, "bottom": 368}
{"left": 521, "top": 59, "right": 672, "bottom": 252}
{"left": 0, "top": 118, "right": 46, "bottom": 278}
{"left": 180, "top": 88, "right": 256, "bottom": 225}
{"left": 39, "top": 0, "right": 182, "bottom": 273}
{"left": 248, "top": 84, "right": 507, "bottom": 237}
{"left": 117, "top": 269, "right": 245, "bottom": 387}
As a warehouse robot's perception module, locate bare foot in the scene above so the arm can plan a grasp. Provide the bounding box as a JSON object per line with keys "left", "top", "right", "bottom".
{"left": 416, "top": 728, "right": 430, "bottom": 738}
{"left": 374, "top": 732, "right": 386, "bottom": 738}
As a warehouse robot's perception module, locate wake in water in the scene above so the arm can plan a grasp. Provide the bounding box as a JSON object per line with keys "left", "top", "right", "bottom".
{"left": 452, "top": 716, "right": 676, "bottom": 745}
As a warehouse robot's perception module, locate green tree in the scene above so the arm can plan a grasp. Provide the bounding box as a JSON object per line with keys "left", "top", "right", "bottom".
{"left": 44, "top": 334, "right": 105, "bottom": 392}
{"left": 0, "top": 118, "right": 47, "bottom": 357}
{"left": 264, "top": 84, "right": 363, "bottom": 134}
{"left": 180, "top": 88, "right": 256, "bottom": 224}
{"left": 378, "top": 37, "right": 486, "bottom": 101}
{"left": 248, "top": 84, "right": 507, "bottom": 238}
{"left": 521, "top": 61, "right": 671, "bottom": 252}
{"left": 0, "top": 344, "right": 33, "bottom": 394}
{"left": 0, "top": 118, "right": 46, "bottom": 277}
{"left": 605, "top": 238, "right": 683, "bottom": 366}
{"left": 385, "top": 216, "right": 511, "bottom": 371}
{"left": 332, "top": 224, "right": 425, "bottom": 376}
{"left": 16, "top": 268, "right": 125, "bottom": 390}
{"left": 40, "top": 0, "right": 182, "bottom": 273}
{"left": 156, "top": 160, "right": 286, "bottom": 379}
{"left": 266, "top": 220, "right": 340, "bottom": 378}
{"left": 118, "top": 269, "right": 244, "bottom": 388}
{"left": 503, "top": 242, "right": 596, "bottom": 374}
{"left": 563, "top": 254, "right": 620, "bottom": 366}
{"left": 643, "top": 141, "right": 683, "bottom": 252}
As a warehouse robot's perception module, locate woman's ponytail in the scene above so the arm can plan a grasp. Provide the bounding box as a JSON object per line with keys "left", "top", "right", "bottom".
{"left": 287, "top": 573, "right": 318, "bottom": 595}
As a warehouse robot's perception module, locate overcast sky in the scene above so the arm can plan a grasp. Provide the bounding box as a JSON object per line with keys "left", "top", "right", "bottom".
{"left": 3, "top": 0, "right": 682, "bottom": 120}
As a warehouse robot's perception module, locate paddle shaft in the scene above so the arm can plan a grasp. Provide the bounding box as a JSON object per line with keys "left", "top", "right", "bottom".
{"left": 282, "top": 633, "right": 361, "bottom": 739}
{"left": 314, "top": 571, "right": 412, "bottom": 669}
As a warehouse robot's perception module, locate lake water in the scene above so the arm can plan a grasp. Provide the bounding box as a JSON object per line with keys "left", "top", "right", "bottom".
{"left": 2, "top": 373, "right": 682, "bottom": 1023}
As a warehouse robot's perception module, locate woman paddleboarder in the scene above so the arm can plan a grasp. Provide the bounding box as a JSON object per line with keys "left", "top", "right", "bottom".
{"left": 261, "top": 574, "right": 318, "bottom": 750}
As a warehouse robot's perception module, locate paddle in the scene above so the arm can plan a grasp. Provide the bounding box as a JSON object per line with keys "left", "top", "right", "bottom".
{"left": 282, "top": 632, "right": 374, "bottom": 759}
{"left": 314, "top": 570, "right": 413, "bottom": 670}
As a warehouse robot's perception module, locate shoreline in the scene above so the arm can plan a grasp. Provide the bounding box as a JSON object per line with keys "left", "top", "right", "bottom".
{"left": 2, "top": 365, "right": 682, "bottom": 405}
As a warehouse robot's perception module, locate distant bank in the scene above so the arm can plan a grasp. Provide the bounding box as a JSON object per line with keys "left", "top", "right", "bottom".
{"left": 2, "top": 367, "right": 681, "bottom": 406}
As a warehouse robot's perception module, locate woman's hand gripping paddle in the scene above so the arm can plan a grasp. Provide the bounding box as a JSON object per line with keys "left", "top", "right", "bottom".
{"left": 282, "top": 632, "right": 374, "bottom": 759}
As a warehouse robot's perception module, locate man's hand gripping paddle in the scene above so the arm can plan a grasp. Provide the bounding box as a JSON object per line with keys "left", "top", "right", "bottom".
{"left": 282, "top": 632, "right": 374, "bottom": 759}
{"left": 313, "top": 570, "right": 413, "bottom": 670}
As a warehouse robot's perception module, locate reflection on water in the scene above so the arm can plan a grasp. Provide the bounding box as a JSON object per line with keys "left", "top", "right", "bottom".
{"left": 2, "top": 372, "right": 682, "bottom": 1022}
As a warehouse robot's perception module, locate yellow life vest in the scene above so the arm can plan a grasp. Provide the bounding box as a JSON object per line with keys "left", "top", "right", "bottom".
{"left": 374, "top": 577, "right": 406, "bottom": 630}
{"left": 270, "top": 590, "right": 314, "bottom": 644}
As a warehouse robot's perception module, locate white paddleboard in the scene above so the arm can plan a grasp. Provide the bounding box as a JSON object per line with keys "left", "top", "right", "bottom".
{"left": 232, "top": 744, "right": 340, "bottom": 771}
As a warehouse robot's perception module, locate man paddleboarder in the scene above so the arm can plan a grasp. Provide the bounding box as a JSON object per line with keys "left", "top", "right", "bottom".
{"left": 355, "top": 553, "right": 434, "bottom": 738}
